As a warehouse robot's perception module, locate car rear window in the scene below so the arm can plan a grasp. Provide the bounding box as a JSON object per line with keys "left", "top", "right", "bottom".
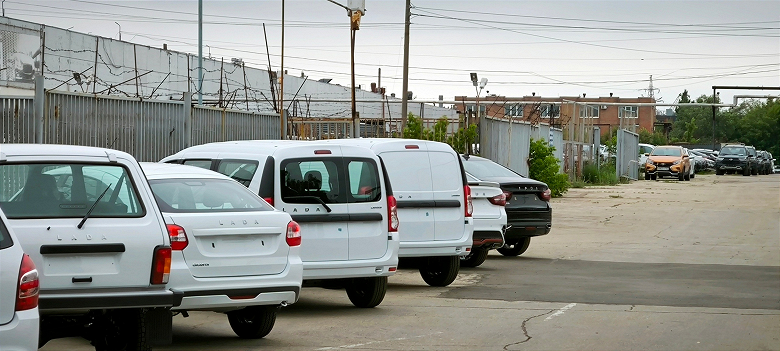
{"left": 0, "top": 163, "right": 145, "bottom": 219}
{"left": 0, "top": 220, "right": 12, "bottom": 250}
{"left": 149, "top": 178, "right": 273, "bottom": 213}
{"left": 462, "top": 159, "right": 520, "bottom": 179}
{"left": 281, "top": 157, "right": 381, "bottom": 205}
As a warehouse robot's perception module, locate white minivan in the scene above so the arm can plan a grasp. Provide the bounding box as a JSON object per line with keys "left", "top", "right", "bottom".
{"left": 320, "top": 139, "right": 474, "bottom": 287}
{"left": 160, "top": 140, "right": 399, "bottom": 308}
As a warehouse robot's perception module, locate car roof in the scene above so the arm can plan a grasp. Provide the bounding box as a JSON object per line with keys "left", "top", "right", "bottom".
{"left": 171, "top": 140, "right": 379, "bottom": 158}
{"left": 140, "top": 162, "right": 233, "bottom": 180}
{"left": 0, "top": 143, "right": 135, "bottom": 160}
{"left": 318, "top": 138, "right": 456, "bottom": 153}
{"left": 460, "top": 154, "right": 491, "bottom": 162}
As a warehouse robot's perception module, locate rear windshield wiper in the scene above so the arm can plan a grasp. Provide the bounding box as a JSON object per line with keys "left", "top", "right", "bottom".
{"left": 77, "top": 184, "right": 112, "bottom": 229}
{"left": 285, "top": 196, "right": 332, "bottom": 213}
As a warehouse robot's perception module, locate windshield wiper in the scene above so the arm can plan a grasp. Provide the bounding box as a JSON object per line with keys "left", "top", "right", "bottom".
{"left": 77, "top": 184, "right": 112, "bottom": 229}
{"left": 285, "top": 196, "right": 332, "bottom": 213}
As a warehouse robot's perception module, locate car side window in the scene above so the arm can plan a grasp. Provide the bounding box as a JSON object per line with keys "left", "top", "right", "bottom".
{"left": 217, "top": 160, "right": 258, "bottom": 187}
{"left": 183, "top": 159, "right": 213, "bottom": 170}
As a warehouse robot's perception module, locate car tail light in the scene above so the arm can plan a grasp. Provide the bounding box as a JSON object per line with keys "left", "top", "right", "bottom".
{"left": 540, "top": 188, "right": 551, "bottom": 202}
{"left": 488, "top": 193, "right": 507, "bottom": 206}
{"left": 387, "top": 195, "right": 399, "bottom": 233}
{"left": 464, "top": 185, "right": 473, "bottom": 217}
{"left": 151, "top": 247, "right": 172, "bottom": 285}
{"left": 314, "top": 150, "right": 331, "bottom": 155}
{"left": 167, "top": 224, "right": 188, "bottom": 251}
{"left": 263, "top": 197, "right": 274, "bottom": 206}
{"left": 405, "top": 145, "right": 419, "bottom": 149}
{"left": 286, "top": 221, "right": 302, "bottom": 247}
{"left": 16, "top": 254, "right": 39, "bottom": 311}
{"left": 503, "top": 191, "right": 512, "bottom": 201}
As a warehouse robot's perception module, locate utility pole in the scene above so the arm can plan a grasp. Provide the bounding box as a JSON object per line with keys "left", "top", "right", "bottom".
{"left": 280, "top": 0, "right": 285, "bottom": 138}
{"left": 350, "top": 11, "right": 357, "bottom": 138}
{"left": 400, "top": 0, "right": 411, "bottom": 136}
{"left": 197, "top": 0, "right": 203, "bottom": 105}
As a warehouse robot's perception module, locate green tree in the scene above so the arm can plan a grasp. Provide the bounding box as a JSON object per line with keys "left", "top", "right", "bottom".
{"left": 528, "top": 139, "right": 569, "bottom": 197}
{"left": 402, "top": 114, "right": 477, "bottom": 154}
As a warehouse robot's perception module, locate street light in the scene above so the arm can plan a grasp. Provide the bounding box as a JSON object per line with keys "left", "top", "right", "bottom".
{"left": 469, "top": 73, "right": 488, "bottom": 127}
{"left": 326, "top": 0, "right": 364, "bottom": 138}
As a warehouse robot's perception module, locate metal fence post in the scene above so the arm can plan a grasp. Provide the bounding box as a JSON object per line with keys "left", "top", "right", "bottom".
{"left": 183, "top": 92, "right": 192, "bottom": 148}
{"left": 33, "top": 75, "right": 45, "bottom": 143}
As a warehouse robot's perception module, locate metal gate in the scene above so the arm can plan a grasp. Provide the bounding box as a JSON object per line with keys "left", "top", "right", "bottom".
{"left": 616, "top": 129, "right": 639, "bottom": 180}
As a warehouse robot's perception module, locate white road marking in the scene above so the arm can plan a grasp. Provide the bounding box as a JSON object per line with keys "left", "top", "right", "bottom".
{"left": 316, "top": 332, "right": 443, "bottom": 350}
{"left": 544, "top": 303, "right": 577, "bottom": 321}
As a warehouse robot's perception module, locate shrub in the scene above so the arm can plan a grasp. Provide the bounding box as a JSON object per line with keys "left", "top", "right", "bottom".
{"left": 582, "top": 161, "right": 619, "bottom": 186}
{"left": 528, "top": 139, "right": 569, "bottom": 197}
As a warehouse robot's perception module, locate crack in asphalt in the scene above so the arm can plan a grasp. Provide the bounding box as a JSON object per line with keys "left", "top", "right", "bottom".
{"left": 653, "top": 224, "right": 673, "bottom": 240}
{"left": 503, "top": 310, "right": 555, "bottom": 350}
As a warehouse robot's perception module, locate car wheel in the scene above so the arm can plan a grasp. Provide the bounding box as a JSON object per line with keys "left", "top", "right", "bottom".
{"left": 691, "top": 172, "right": 695, "bottom": 179}
{"left": 92, "top": 309, "right": 151, "bottom": 351}
{"left": 419, "top": 256, "right": 460, "bottom": 287}
{"left": 227, "top": 305, "right": 278, "bottom": 339}
{"left": 460, "top": 247, "right": 489, "bottom": 268}
{"left": 644, "top": 173, "right": 650, "bottom": 180}
{"left": 684, "top": 172, "right": 690, "bottom": 181}
{"left": 678, "top": 172, "right": 684, "bottom": 181}
{"left": 497, "top": 237, "right": 531, "bottom": 256}
{"left": 743, "top": 167, "right": 751, "bottom": 176}
{"left": 346, "top": 276, "right": 388, "bottom": 308}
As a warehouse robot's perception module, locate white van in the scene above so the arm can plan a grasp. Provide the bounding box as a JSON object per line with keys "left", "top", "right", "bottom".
{"left": 319, "top": 139, "right": 474, "bottom": 287}
{"left": 160, "top": 141, "right": 399, "bottom": 308}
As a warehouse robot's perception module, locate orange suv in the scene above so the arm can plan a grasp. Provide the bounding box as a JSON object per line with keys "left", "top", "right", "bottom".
{"left": 645, "top": 146, "right": 691, "bottom": 181}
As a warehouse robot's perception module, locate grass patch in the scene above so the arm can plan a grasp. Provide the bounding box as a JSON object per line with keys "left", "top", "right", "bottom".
{"left": 582, "top": 162, "right": 620, "bottom": 186}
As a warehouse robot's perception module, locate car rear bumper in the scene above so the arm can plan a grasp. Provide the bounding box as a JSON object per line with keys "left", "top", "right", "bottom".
{"left": 303, "top": 238, "right": 399, "bottom": 280}
{"left": 399, "top": 218, "right": 474, "bottom": 258}
{"left": 169, "top": 251, "right": 304, "bottom": 310}
{"left": 0, "top": 308, "right": 39, "bottom": 351}
{"left": 39, "top": 288, "right": 184, "bottom": 313}
{"left": 472, "top": 230, "right": 504, "bottom": 249}
{"left": 505, "top": 209, "right": 552, "bottom": 242}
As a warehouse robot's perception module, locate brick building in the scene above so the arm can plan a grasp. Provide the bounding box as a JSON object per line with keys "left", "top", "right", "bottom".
{"left": 453, "top": 94, "right": 656, "bottom": 137}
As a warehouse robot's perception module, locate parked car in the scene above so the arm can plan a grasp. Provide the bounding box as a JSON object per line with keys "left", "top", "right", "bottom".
{"left": 638, "top": 143, "right": 655, "bottom": 166}
{"left": 460, "top": 172, "right": 507, "bottom": 267}
{"left": 0, "top": 144, "right": 181, "bottom": 350}
{"left": 756, "top": 151, "right": 773, "bottom": 175}
{"left": 688, "top": 150, "right": 715, "bottom": 171}
{"left": 0, "top": 208, "right": 40, "bottom": 351}
{"left": 460, "top": 155, "right": 552, "bottom": 257}
{"left": 161, "top": 141, "right": 399, "bottom": 307}
{"left": 645, "top": 146, "right": 691, "bottom": 181}
{"left": 141, "top": 163, "right": 303, "bottom": 339}
{"left": 745, "top": 146, "right": 760, "bottom": 175}
{"left": 716, "top": 144, "right": 753, "bottom": 176}
{"left": 318, "top": 139, "right": 474, "bottom": 286}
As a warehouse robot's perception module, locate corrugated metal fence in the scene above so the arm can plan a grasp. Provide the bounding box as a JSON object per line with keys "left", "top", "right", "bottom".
{"left": 1, "top": 91, "right": 280, "bottom": 161}
{"left": 480, "top": 116, "right": 563, "bottom": 177}
{"left": 1, "top": 96, "right": 35, "bottom": 143}
{"left": 616, "top": 129, "right": 639, "bottom": 180}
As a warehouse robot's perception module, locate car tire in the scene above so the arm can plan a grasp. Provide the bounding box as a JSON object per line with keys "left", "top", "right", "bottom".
{"left": 346, "top": 276, "right": 388, "bottom": 308}
{"left": 227, "top": 305, "right": 278, "bottom": 339}
{"left": 460, "top": 247, "right": 489, "bottom": 267}
{"left": 644, "top": 173, "right": 650, "bottom": 180}
{"left": 419, "top": 256, "right": 460, "bottom": 287}
{"left": 691, "top": 172, "right": 695, "bottom": 179}
{"left": 497, "top": 237, "right": 531, "bottom": 256}
{"left": 678, "top": 172, "right": 684, "bottom": 181}
{"left": 651, "top": 174, "right": 657, "bottom": 180}
{"left": 92, "top": 309, "right": 150, "bottom": 351}
{"left": 684, "top": 172, "right": 691, "bottom": 181}
{"left": 743, "top": 167, "right": 751, "bottom": 176}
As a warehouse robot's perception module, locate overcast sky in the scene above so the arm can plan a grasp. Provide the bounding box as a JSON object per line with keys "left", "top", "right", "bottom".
{"left": 5, "top": 0, "right": 780, "bottom": 103}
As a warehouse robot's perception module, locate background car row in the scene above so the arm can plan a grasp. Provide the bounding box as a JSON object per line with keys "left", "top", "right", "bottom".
{"left": 0, "top": 139, "right": 550, "bottom": 350}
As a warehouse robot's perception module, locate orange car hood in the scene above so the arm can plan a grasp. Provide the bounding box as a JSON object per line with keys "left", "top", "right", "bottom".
{"left": 649, "top": 155, "right": 682, "bottom": 163}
